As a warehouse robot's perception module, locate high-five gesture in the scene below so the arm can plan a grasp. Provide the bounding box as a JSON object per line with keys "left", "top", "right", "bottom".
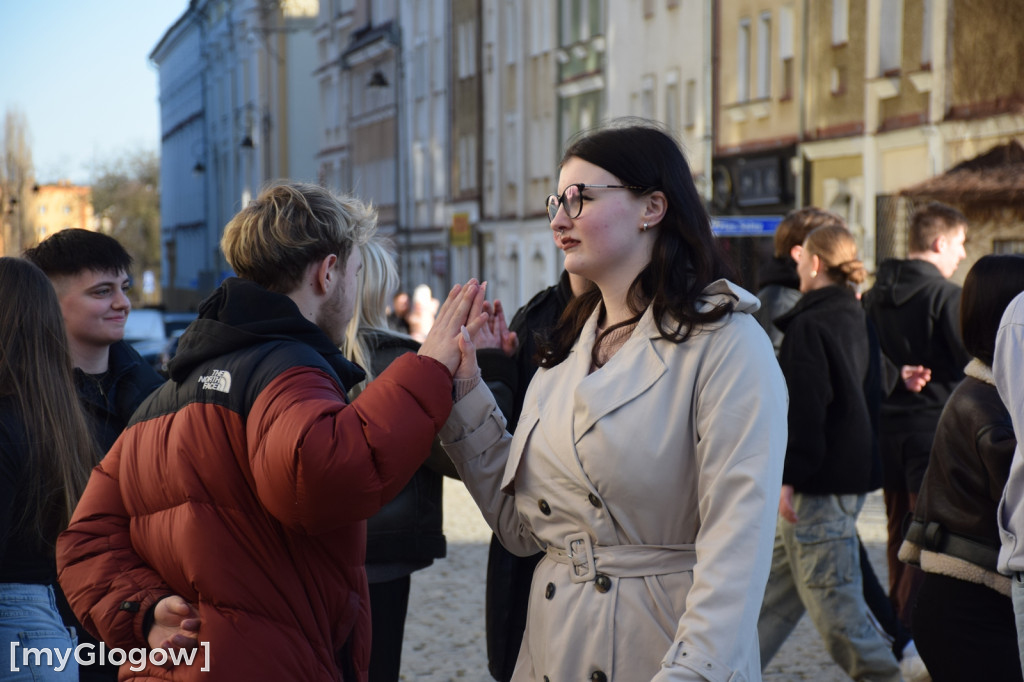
{"left": 418, "top": 280, "right": 489, "bottom": 373}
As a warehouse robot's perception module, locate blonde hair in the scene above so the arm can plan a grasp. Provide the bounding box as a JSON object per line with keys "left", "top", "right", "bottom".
{"left": 804, "top": 224, "right": 867, "bottom": 287}
{"left": 340, "top": 237, "right": 408, "bottom": 395}
{"left": 221, "top": 181, "right": 376, "bottom": 293}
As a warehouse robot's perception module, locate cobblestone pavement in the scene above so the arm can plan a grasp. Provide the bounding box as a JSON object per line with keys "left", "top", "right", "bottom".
{"left": 400, "top": 479, "right": 892, "bottom": 681}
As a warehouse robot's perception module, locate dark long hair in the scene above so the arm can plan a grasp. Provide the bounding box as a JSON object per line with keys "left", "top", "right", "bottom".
{"left": 0, "top": 258, "right": 97, "bottom": 545}
{"left": 538, "top": 120, "right": 737, "bottom": 368}
{"left": 960, "top": 254, "right": 1024, "bottom": 366}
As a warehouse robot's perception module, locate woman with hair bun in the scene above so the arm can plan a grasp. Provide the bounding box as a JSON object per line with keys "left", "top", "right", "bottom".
{"left": 758, "top": 224, "right": 902, "bottom": 680}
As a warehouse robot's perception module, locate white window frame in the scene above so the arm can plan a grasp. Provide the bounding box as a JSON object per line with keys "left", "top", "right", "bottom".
{"left": 738, "top": 18, "right": 751, "bottom": 102}
{"left": 756, "top": 11, "right": 772, "bottom": 99}
{"left": 832, "top": 0, "right": 849, "bottom": 45}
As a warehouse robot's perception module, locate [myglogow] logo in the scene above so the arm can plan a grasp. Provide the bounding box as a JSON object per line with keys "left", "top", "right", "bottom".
{"left": 198, "top": 369, "right": 232, "bottom": 393}
{"left": 9, "top": 641, "right": 210, "bottom": 673}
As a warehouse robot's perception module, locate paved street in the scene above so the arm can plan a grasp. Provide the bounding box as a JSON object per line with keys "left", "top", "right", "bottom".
{"left": 400, "top": 478, "right": 892, "bottom": 681}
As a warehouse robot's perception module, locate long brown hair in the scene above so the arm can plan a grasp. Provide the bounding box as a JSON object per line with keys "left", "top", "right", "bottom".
{"left": 538, "top": 120, "right": 737, "bottom": 368}
{"left": 0, "top": 257, "right": 97, "bottom": 544}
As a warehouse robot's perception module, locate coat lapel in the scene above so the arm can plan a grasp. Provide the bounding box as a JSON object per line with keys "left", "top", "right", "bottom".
{"left": 573, "top": 306, "right": 667, "bottom": 443}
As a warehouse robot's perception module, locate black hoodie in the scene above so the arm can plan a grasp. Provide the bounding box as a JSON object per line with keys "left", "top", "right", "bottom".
{"left": 862, "top": 258, "right": 969, "bottom": 429}
{"left": 168, "top": 277, "right": 365, "bottom": 391}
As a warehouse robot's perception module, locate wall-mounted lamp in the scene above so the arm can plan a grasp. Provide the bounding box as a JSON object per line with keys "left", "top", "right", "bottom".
{"left": 240, "top": 134, "right": 255, "bottom": 149}
{"left": 367, "top": 70, "right": 389, "bottom": 88}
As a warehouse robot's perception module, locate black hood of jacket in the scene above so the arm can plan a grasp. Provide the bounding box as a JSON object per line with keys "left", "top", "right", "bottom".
{"left": 168, "top": 277, "right": 365, "bottom": 390}
{"left": 869, "top": 259, "right": 946, "bottom": 306}
{"left": 757, "top": 256, "right": 800, "bottom": 291}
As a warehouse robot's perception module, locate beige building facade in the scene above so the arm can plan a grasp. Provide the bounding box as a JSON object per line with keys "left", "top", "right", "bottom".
{"left": 32, "top": 181, "right": 94, "bottom": 243}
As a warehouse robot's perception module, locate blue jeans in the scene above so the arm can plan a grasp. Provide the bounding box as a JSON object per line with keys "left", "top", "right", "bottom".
{"left": 0, "top": 583, "right": 78, "bottom": 680}
{"left": 758, "top": 493, "right": 900, "bottom": 682}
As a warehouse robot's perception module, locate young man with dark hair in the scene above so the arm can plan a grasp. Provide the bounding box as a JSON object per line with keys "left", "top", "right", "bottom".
{"left": 23, "top": 228, "right": 164, "bottom": 451}
{"left": 863, "top": 201, "right": 971, "bottom": 633}
{"left": 24, "top": 228, "right": 164, "bottom": 682}
{"left": 56, "top": 182, "right": 481, "bottom": 680}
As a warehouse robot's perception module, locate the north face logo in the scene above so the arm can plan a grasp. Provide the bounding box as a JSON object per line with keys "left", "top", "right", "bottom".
{"left": 198, "top": 369, "right": 232, "bottom": 393}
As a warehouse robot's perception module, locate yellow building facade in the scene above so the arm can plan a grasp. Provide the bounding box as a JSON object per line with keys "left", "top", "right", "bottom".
{"left": 31, "top": 181, "right": 94, "bottom": 244}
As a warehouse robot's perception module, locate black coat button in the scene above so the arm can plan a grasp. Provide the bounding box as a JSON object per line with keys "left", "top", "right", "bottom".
{"left": 591, "top": 671, "right": 608, "bottom": 682}
{"left": 545, "top": 582, "right": 556, "bottom": 599}
{"left": 588, "top": 492, "right": 602, "bottom": 508}
{"left": 538, "top": 499, "right": 551, "bottom": 515}
{"left": 594, "top": 574, "right": 611, "bottom": 593}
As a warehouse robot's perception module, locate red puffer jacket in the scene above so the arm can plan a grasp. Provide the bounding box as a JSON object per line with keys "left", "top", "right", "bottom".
{"left": 57, "top": 278, "right": 454, "bottom": 681}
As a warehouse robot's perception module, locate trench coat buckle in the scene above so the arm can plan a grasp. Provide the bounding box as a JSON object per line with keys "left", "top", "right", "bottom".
{"left": 565, "top": 531, "right": 597, "bottom": 583}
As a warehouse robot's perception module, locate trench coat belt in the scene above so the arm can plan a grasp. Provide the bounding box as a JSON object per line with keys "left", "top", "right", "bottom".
{"left": 544, "top": 531, "right": 697, "bottom": 584}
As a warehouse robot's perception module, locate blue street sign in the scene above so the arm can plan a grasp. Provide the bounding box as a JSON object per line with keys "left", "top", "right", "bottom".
{"left": 711, "top": 215, "right": 783, "bottom": 237}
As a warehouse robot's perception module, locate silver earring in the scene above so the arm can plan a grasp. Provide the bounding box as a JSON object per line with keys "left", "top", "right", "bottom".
{"left": 642, "top": 222, "right": 649, "bottom": 232}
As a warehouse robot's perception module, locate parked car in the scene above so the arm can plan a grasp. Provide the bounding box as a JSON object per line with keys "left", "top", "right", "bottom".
{"left": 123, "top": 309, "right": 198, "bottom": 373}
{"left": 123, "top": 308, "right": 167, "bottom": 370}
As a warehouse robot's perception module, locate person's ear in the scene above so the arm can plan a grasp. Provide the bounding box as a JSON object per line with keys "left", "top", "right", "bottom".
{"left": 641, "top": 190, "right": 668, "bottom": 228}
{"left": 931, "top": 235, "right": 946, "bottom": 254}
{"left": 314, "top": 254, "right": 339, "bottom": 295}
{"left": 789, "top": 244, "right": 803, "bottom": 262}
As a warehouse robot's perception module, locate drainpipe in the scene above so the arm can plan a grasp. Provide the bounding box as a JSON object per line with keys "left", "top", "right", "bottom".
{"left": 795, "top": 0, "right": 809, "bottom": 208}
{"left": 702, "top": 0, "right": 714, "bottom": 206}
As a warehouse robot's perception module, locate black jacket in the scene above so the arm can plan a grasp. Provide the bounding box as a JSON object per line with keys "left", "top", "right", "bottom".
{"left": 363, "top": 331, "right": 448, "bottom": 576}
{"left": 863, "top": 258, "right": 970, "bottom": 431}
{"left": 903, "top": 363, "right": 1016, "bottom": 575}
{"left": 776, "top": 286, "right": 880, "bottom": 494}
{"left": 478, "top": 270, "right": 574, "bottom": 430}
{"left": 0, "top": 399, "right": 63, "bottom": 584}
{"left": 74, "top": 339, "right": 164, "bottom": 453}
{"left": 754, "top": 256, "right": 802, "bottom": 356}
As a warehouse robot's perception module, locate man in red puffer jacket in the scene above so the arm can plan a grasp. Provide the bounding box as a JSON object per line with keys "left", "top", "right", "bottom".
{"left": 57, "top": 181, "right": 483, "bottom": 681}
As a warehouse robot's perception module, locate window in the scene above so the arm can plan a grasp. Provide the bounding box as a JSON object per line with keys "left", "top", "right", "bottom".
{"left": 457, "top": 22, "right": 476, "bottom": 79}
{"left": 879, "top": 0, "right": 903, "bottom": 74}
{"left": 685, "top": 78, "right": 697, "bottom": 128}
{"left": 832, "top": 0, "right": 849, "bottom": 45}
{"left": 529, "top": 0, "right": 552, "bottom": 55}
{"left": 921, "top": 0, "right": 933, "bottom": 67}
{"left": 756, "top": 12, "right": 772, "bottom": 99}
{"left": 665, "top": 74, "right": 680, "bottom": 134}
{"left": 561, "top": 0, "right": 593, "bottom": 45}
{"left": 779, "top": 6, "right": 794, "bottom": 99}
{"left": 459, "top": 135, "right": 477, "bottom": 192}
{"left": 737, "top": 18, "right": 751, "bottom": 102}
{"left": 505, "top": 0, "right": 519, "bottom": 64}
{"left": 641, "top": 75, "right": 655, "bottom": 120}
{"left": 830, "top": 65, "right": 846, "bottom": 94}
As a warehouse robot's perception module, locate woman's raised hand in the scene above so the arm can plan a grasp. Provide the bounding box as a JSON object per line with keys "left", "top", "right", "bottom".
{"left": 472, "top": 298, "right": 519, "bottom": 357}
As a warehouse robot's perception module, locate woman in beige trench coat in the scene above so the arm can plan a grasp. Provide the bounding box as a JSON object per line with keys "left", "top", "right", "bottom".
{"left": 440, "top": 122, "right": 789, "bottom": 682}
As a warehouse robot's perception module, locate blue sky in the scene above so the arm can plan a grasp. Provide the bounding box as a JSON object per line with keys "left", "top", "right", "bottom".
{"left": 0, "top": 2, "right": 188, "bottom": 184}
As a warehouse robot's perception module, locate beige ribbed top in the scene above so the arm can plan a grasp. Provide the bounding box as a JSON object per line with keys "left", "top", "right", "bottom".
{"left": 592, "top": 322, "right": 639, "bottom": 370}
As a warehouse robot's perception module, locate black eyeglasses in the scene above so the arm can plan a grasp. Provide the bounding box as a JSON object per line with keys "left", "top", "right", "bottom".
{"left": 545, "top": 183, "right": 645, "bottom": 222}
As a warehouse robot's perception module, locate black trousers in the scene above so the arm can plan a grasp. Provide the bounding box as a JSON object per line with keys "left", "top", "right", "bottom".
{"left": 912, "top": 572, "right": 1022, "bottom": 682}
{"left": 485, "top": 535, "right": 542, "bottom": 682}
{"left": 368, "top": 576, "right": 411, "bottom": 682}
{"left": 859, "top": 535, "right": 912, "bottom": 658}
